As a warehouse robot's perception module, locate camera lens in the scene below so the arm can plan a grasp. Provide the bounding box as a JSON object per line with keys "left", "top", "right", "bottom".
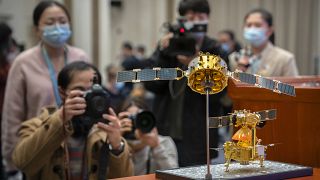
{"left": 135, "top": 111, "right": 156, "bottom": 133}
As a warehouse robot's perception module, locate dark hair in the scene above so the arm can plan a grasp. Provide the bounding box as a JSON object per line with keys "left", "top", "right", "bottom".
{"left": 219, "top": 30, "right": 235, "bottom": 41}
{"left": 178, "top": 0, "right": 210, "bottom": 16}
{"left": 122, "top": 41, "right": 133, "bottom": 50}
{"left": 121, "top": 97, "right": 150, "bottom": 112}
{"left": 244, "top": 8, "right": 275, "bottom": 44}
{"left": 58, "top": 61, "right": 101, "bottom": 90}
{"left": 136, "top": 45, "right": 145, "bottom": 53}
{"left": 33, "top": 1, "right": 71, "bottom": 27}
{"left": 0, "top": 23, "right": 12, "bottom": 53}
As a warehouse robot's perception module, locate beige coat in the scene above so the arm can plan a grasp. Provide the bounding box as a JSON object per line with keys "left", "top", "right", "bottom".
{"left": 229, "top": 42, "right": 299, "bottom": 77}
{"left": 12, "top": 107, "right": 133, "bottom": 180}
{"left": 2, "top": 44, "right": 90, "bottom": 172}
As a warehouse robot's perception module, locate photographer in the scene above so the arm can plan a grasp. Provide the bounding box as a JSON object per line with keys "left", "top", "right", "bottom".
{"left": 12, "top": 62, "right": 133, "bottom": 179}
{"left": 145, "top": 0, "right": 229, "bottom": 167}
{"left": 119, "top": 97, "right": 178, "bottom": 175}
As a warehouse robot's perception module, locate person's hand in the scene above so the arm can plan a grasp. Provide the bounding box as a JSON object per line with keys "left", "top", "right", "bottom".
{"left": 58, "top": 90, "right": 86, "bottom": 122}
{"left": 135, "top": 128, "right": 160, "bottom": 148}
{"left": 97, "top": 108, "right": 122, "bottom": 149}
{"left": 237, "top": 55, "right": 250, "bottom": 72}
{"left": 118, "top": 111, "right": 133, "bottom": 135}
{"left": 176, "top": 55, "right": 195, "bottom": 66}
{"left": 159, "top": 33, "right": 173, "bottom": 50}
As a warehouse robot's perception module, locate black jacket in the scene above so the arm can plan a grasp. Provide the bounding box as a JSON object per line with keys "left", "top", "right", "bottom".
{"left": 144, "top": 36, "right": 229, "bottom": 166}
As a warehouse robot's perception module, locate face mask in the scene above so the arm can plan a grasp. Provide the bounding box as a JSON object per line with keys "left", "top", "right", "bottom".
{"left": 42, "top": 23, "right": 72, "bottom": 48}
{"left": 115, "top": 82, "right": 125, "bottom": 91}
{"left": 243, "top": 27, "right": 267, "bottom": 47}
{"left": 221, "top": 43, "right": 230, "bottom": 53}
{"left": 191, "top": 32, "right": 205, "bottom": 41}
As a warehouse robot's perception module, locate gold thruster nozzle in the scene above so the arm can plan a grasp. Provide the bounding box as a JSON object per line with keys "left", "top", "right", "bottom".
{"left": 186, "top": 52, "right": 228, "bottom": 94}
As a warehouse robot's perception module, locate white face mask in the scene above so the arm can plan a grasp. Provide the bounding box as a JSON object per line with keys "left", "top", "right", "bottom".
{"left": 243, "top": 27, "right": 268, "bottom": 47}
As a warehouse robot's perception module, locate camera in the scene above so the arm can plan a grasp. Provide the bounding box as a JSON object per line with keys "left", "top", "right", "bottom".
{"left": 73, "top": 83, "right": 110, "bottom": 125}
{"left": 83, "top": 83, "right": 110, "bottom": 121}
{"left": 165, "top": 18, "right": 208, "bottom": 56}
{"left": 124, "top": 111, "right": 156, "bottom": 140}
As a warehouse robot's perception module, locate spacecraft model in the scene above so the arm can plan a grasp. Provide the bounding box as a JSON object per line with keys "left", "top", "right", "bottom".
{"left": 117, "top": 52, "right": 295, "bottom": 179}
{"left": 210, "top": 109, "right": 277, "bottom": 172}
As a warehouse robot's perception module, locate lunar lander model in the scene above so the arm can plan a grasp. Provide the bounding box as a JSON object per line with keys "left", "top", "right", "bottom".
{"left": 117, "top": 52, "right": 295, "bottom": 179}
{"left": 210, "top": 109, "right": 277, "bottom": 172}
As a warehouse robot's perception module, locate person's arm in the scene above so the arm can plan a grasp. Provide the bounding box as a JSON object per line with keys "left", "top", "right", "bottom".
{"left": 282, "top": 55, "right": 299, "bottom": 76}
{"left": 12, "top": 89, "right": 86, "bottom": 177}
{"left": 107, "top": 139, "right": 134, "bottom": 178}
{"left": 135, "top": 129, "right": 178, "bottom": 171}
{"left": 12, "top": 109, "right": 73, "bottom": 176}
{"left": 1, "top": 59, "right": 27, "bottom": 172}
{"left": 97, "top": 108, "right": 134, "bottom": 178}
{"left": 151, "top": 136, "right": 178, "bottom": 170}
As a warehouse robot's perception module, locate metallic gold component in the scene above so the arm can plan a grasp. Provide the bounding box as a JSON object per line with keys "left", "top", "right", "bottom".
{"left": 117, "top": 52, "right": 295, "bottom": 96}
{"left": 132, "top": 68, "right": 141, "bottom": 72}
{"left": 153, "top": 67, "right": 161, "bottom": 80}
{"left": 273, "top": 80, "right": 281, "bottom": 94}
{"left": 228, "top": 70, "right": 240, "bottom": 82}
{"left": 132, "top": 79, "right": 141, "bottom": 83}
{"left": 255, "top": 74, "right": 262, "bottom": 88}
{"left": 152, "top": 67, "right": 161, "bottom": 71}
{"left": 186, "top": 52, "right": 228, "bottom": 94}
{"left": 175, "top": 68, "right": 185, "bottom": 80}
{"left": 211, "top": 109, "right": 276, "bottom": 172}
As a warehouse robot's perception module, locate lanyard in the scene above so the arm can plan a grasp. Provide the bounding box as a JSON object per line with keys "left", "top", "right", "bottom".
{"left": 41, "top": 45, "right": 67, "bottom": 106}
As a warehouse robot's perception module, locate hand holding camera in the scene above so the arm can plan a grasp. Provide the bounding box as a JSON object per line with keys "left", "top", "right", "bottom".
{"left": 135, "top": 128, "right": 160, "bottom": 148}
{"left": 162, "top": 18, "right": 207, "bottom": 57}
{"left": 119, "top": 110, "right": 157, "bottom": 143}
{"left": 236, "top": 45, "right": 253, "bottom": 72}
{"left": 60, "top": 82, "right": 118, "bottom": 141}
{"left": 159, "top": 33, "right": 173, "bottom": 50}
{"left": 97, "top": 108, "right": 122, "bottom": 150}
{"left": 59, "top": 89, "right": 86, "bottom": 122}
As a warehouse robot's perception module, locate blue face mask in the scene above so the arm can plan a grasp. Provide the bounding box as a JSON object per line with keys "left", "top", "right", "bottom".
{"left": 221, "top": 43, "right": 230, "bottom": 53}
{"left": 115, "top": 82, "right": 125, "bottom": 91}
{"left": 243, "top": 27, "right": 267, "bottom": 47}
{"left": 42, "top": 23, "right": 72, "bottom": 48}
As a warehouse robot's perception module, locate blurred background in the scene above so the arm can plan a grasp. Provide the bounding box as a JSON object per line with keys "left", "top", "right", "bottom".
{"left": 0, "top": 0, "right": 319, "bottom": 80}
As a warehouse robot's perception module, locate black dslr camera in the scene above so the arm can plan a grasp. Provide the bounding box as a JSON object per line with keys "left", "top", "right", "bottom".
{"left": 73, "top": 83, "right": 110, "bottom": 125}
{"left": 83, "top": 84, "right": 110, "bottom": 122}
{"left": 165, "top": 18, "right": 208, "bottom": 56}
{"left": 124, "top": 111, "right": 156, "bottom": 140}
{"left": 71, "top": 83, "right": 110, "bottom": 137}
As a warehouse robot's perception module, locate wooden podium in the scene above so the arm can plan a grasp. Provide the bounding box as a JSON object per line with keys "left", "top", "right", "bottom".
{"left": 227, "top": 76, "right": 320, "bottom": 168}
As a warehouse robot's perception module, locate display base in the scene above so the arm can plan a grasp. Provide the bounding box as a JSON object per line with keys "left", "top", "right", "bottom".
{"left": 156, "top": 160, "right": 313, "bottom": 179}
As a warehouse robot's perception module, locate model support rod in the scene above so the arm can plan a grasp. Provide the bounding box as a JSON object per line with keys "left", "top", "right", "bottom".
{"left": 205, "top": 89, "right": 212, "bottom": 180}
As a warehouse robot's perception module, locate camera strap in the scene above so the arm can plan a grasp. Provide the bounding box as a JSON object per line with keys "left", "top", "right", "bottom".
{"left": 146, "top": 148, "right": 152, "bottom": 174}
{"left": 97, "top": 142, "right": 109, "bottom": 180}
{"left": 41, "top": 45, "right": 68, "bottom": 106}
